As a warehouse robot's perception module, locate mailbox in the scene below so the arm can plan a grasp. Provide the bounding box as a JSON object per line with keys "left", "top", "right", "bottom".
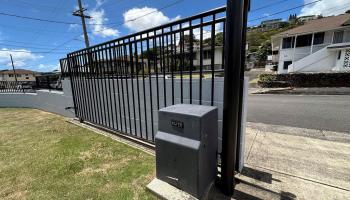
{"left": 155, "top": 104, "right": 218, "bottom": 199}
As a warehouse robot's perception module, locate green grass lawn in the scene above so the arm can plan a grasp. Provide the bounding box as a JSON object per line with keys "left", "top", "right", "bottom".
{"left": 0, "top": 108, "right": 155, "bottom": 200}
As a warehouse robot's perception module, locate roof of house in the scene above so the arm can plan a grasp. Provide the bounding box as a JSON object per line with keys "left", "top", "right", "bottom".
{"left": 0, "top": 69, "right": 35, "bottom": 75}
{"left": 273, "top": 14, "right": 350, "bottom": 38}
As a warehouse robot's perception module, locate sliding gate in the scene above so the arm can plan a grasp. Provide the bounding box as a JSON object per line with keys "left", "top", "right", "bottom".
{"left": 67, "top": 7, "right": 226, "bottom": 143}
{"left": 66, "top": 0, "right": 249, "bottom": 194}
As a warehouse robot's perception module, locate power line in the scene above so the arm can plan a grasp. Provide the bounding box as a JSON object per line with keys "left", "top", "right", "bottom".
{"left": 0, "top": 22, "right": 81, "bottom": 35}
{"left": 39, "top": 0, "right": 184, "bottom": 54}
{"left": 0, "top": 49, "right": 68, "bottom": 54}
{"left": 0, "top": 42, "right": 80, "bottom": 51}
{"left": 0, "top": 39, "right": 77, "bottom": 47}
{"left": 103, "top": 0, "right": 185, "bottom": 25}
{"left": 0, "top": 11, "right": 82, "bottom": 25}
{"left": 0, "top": 10, "right": 110, "bottom": 26}
{"left": 249, "top": 0, "right": 322, "bottom": 22}
{"left": 251, "top": 0, "right": 292, "bottom": 12}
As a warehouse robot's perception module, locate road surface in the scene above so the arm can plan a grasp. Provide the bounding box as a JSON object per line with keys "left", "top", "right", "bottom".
{"left": 247, "top": 94, "right": 350, "bottom": 133}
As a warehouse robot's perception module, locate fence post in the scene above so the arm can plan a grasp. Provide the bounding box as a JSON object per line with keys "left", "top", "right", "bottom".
{"left": 221, "top": 0, "right": 249, "bottom": 195}
{"left": 67, "top": 56, "right": 78, "bottom": 119}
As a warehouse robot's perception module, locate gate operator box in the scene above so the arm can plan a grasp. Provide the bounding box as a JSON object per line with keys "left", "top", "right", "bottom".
{"left": 155, "top": 104, "right": 218, "bottom": 199}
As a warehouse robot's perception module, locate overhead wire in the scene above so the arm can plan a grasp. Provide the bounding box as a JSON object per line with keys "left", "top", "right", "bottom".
{"left": 2, "top": 0, "right": 344, "bottom": 58}
{"left": 249, "top": 0, "right": 322, "bottom": 22}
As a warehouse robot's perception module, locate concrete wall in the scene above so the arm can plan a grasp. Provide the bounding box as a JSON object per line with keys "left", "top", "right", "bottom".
{"left": 335, "top": 49, "right": 350, "bottom": 71}
{"left": 0, "top": 79, "right": 74, "bottom": 118}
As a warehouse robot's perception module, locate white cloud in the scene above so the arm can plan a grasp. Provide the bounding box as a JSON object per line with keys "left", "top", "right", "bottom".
{"left": 123, "top": 7, "right": 180, "bottom": 32}
{"left": 300, "top": 0, "right": 350, "bottom": 16}
{"left": 95, "top": 0, "right": 105, "bottom": 8}
{"left": 87, "top": 0, "right": 120, "bottom": 38}
{"left": 89, "top": 9, "right": 120, "bottom": 37}
{"left": 38, "top": 63, "right": 60, "bottom": 71}
{"left": 69, "top": 24, "right": 79, "bottom": 30}
{"left": 0, "top": 49, "right": 42, "bottom": 68}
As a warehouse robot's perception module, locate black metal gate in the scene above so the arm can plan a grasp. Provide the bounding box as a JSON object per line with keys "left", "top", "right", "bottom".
{"left": 66, "top": 7, "right": 226, "bottom": 143}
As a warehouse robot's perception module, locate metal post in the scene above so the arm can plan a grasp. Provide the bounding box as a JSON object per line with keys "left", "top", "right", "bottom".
{"left": 236, "top": 0, "right": 250, "bottom": 171}
{"left": 10, "top": 54, "right": 18, "bottom": 83}
{"left": 221, "top": 0, "right": 249, "bottom": 195}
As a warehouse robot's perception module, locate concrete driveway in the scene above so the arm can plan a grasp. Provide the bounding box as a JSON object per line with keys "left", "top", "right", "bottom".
{"left": 233, "top": 123, "right": 350, "bottom": 200}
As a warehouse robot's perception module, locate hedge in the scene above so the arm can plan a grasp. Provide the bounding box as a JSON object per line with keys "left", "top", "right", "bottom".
{"left": 258, "top": 73, "right": 350, "bottom": 88}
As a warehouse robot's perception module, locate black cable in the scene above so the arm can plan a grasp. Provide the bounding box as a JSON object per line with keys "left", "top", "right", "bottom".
{"left": 251, "top": 0, "right": 292, "bottom": 12}
{"left": 249, "top": 0, "right": 322, "bottom": 22}
{"left": 0, "top": 11, "right": 82, "bottom": 25}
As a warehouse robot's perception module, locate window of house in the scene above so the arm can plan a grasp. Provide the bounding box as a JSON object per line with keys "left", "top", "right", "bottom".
{"left": 282, "top": 37, "right": 295, "bottom": 49}
{"left": 17, "top": 74, "right": 22, "bottom": 77}
{"left": 313, "top": 32, "right": 325, "bottom": 45}
{"left": 203, "top": 50, "right": 212, "bottom": 59}
{"left": 296, "top": 34, "right": 312, "bottom": 47}
{"left": 283, "top": 61, "right": 292, "bottom": 70}
{"left": 25, "top": 74, "right": 29, "bottom": 76}
{"left": 9, "top": 74, "right": 14, "bottom": 77}
{"left": 333, "top": 31, "right": 344, "bottom": 44}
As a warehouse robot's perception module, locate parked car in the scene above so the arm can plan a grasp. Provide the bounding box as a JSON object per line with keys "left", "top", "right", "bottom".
{"left": 49, "top": 81, "right": 62, "bottom": 90}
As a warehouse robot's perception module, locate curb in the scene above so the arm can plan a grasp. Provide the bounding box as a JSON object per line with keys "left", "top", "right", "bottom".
{"left": 250, "top": 88, "right": 350, "bottom": 95}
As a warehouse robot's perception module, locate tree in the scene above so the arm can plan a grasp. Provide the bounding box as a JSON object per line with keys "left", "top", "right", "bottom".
{"left": 346, "top": 10, "right": 350, "bottom": 14}
{"left": 256, "top": 40, "right": 271, "bottom": 62}
{"left": 179, "top": 34, "right": 199, "bottom": 47}
{"left": 203, "top": 32, "right": 224, "bottom": 46}
{"left": 289, "top": 14, "right": 297, "bottom": 24}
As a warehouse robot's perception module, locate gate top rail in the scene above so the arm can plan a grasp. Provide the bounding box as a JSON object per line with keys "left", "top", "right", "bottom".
{"left": 68, "top": 6, "right": 226, "bottom": 55}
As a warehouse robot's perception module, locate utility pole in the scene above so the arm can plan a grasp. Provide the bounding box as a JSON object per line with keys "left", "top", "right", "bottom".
{"left": 73, "top": 0, "right": 91, "bottom": 48}
{"left": 10, "top": 54, "right": 18, "bottom": 83}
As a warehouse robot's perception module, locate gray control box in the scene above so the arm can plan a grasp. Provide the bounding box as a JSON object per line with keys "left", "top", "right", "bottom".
{"left": 155, "top": 104, "right": 218, "bottom": 199}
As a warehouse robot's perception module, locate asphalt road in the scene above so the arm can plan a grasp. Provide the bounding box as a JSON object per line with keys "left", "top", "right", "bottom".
{"left": 247, "top": 94, "right": 350, "bottom": 133}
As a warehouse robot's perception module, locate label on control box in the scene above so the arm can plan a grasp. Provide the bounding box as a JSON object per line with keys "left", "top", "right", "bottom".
{"left": 171, "top": 119, "right": 184, "bottom": 129}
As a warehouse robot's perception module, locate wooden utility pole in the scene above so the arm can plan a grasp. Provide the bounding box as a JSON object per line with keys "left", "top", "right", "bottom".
{"left": 73, "top": 0, "right": 91, "bottom": 48}
{"left": 10, "top": 54, "right": 18, "bottom": 83}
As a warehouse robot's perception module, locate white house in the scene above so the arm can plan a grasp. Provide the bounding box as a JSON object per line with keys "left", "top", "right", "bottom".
{"left": 268, "top": 14, "right": 350, "bottom": 74}
{"left": 193, "top": 46, "right": 223, "bottom": 70}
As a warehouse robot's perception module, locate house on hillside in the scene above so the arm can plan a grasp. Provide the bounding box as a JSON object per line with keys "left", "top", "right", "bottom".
{"left": 0, "top": 69, "right": 36, "bottom": 81}
{"left": 267, "top": 14, "right": 350, "bottom": 74}
{"left": 259, "top": 19, "right": 288, "bottom": 32}
{"left": 297, "top": 15, "right": 322, "bottom": 23}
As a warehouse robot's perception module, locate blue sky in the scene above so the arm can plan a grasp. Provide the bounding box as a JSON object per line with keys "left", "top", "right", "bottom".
{"left": 0, "top": 0, "right": 349, "bottom": 72}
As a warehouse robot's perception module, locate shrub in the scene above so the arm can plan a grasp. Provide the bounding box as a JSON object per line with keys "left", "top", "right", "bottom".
{"left": 258, "top": 72, "right": 350, "bottom": 88}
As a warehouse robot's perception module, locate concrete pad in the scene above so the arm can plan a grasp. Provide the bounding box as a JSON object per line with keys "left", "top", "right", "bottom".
{"left": 235, "top": 125, "right": 350, "bottom": 199}
{"left": 147, "top": 178, "right": 197, "bottom": 200}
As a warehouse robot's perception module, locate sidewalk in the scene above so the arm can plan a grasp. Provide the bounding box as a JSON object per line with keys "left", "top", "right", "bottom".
{"left": 71, "top": 120, "right": 350, "bottom": 199}
{"left": 231, "top": 123, "right": 350, "bottom": 200}
{"left": 250, "top": 87, "right": 350, "bottom": 95}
